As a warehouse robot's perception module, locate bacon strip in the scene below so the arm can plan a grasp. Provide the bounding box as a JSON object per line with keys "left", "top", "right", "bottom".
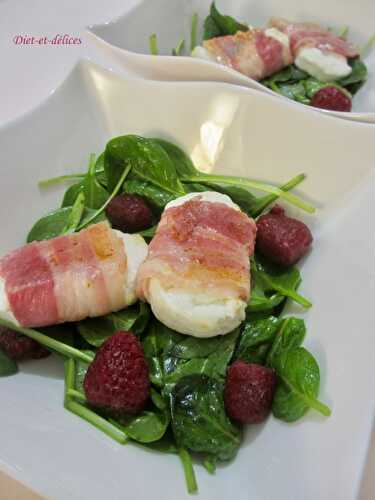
{"left": 202, "top": 19, "right": 358, "bottom": 81}
{"left": 0, "top": 242, "right": 59, "bottom": 327}
{"left": 269, "top": 18, "right": 359, "bottom": 58}
{"left": 136, "top": 197, "right": 256, "bottom": 303}
{"left": 203, "top": 29, "right": 293, "bottom": 80}
{"left": 0, "top": 222, "right": 129, "bottom": 327}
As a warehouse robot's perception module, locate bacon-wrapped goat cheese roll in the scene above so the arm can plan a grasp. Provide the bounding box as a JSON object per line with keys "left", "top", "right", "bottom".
{"left": 0, "top": 222, "right": 148, "bottom": 327}
{"left": 136, "top": 192, "right": 257, "bottom": 338}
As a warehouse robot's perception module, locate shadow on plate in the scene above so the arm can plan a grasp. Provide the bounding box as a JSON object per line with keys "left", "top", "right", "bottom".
{"left": 20, "top": 354, "right": 64, "bottom": 380}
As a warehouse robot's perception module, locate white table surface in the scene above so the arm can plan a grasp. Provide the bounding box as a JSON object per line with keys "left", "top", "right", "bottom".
{"left": 0, "top": 2, "right": 374, "bottom": 499}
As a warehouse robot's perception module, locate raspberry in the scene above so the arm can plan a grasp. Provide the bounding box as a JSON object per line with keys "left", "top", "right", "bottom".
{"left": 256, "top": 205, "right": 313, "bottom": 267}
{"left": 311, "top": 86, "right": 352, "bottom": 112}
{"left": 224, "top": 361, "right": 276, "bottom": 424}
{"left": 0, "top": 327, "right": 50, "bottom": 361}
{"left": 105, "top": 194, "right": 153, "bottom": 233}
{"left": 84, "top": 331, "right": 150, "bottom": 416}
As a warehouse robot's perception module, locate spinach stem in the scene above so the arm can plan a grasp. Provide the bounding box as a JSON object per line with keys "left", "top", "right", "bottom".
{"left": 38, "top": 173, "right": 85, "bottom": 188}
{"left": 361, "top": 32, "right": 375, "bottom": 58}
{"left": 281, "top": 374, "right": 332, "bottom": 417}
{"left": 149, "top": 33, "right": 159, "bottom": 55}
{"left": 203, "top": 457, "right": 216, "bottom": 474}
{"left": 186, "top": 174, "right": 315, "bottom": 214}
{"left": 0, "top": 318, "right": 94, "bottom": 363}
{"left": 64, "top": 359, "right": 128, "bottom": 443}
{"left": 38, "top": 166, "right": 106, "bottom": 188}
{"left": 61, "top": 191, "right": 85, "bottom": 234}
{"left": 253, "top": 173, "right": 306, "bottom": 217}
{"left": 64, "top": 399, "right": 128, "bottom": 444}
{"left": 64, "top": 358, "right": 75, "bottom": 398}
{"left": 172, "top": 38, "right": 185, "bottom": 56}
{"left": 190, "top": 12, "right": 198, "bottom": 51}
{"left": 178, "top": 448, "right": 198, "bottom": 494}
{"left": 339, "top": 26, "right": 349, "bottom": 39}
{"left": 308, "top": 398, "right": 332, "bottom": 417}
{"left": 67, "top": 388, "right": 87, "bottom": 403}
{"left": 77, "top": 164, "right": 131, "bottom": 230}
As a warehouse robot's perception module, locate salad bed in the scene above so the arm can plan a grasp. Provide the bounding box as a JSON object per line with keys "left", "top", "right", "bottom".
{"left": 0, "top": 135, "right": 330, "bottom": 493}
{"left": 149, "top": 2, "right": 372, "bottom": 112}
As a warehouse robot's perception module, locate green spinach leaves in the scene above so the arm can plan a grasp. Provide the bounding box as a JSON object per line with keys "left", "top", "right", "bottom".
{"left": 171, "top": 374, "right": 241, "bottom": 461}
{"left": 0, "top": 349, "right": 18, "bottom": 377}
{"left": 271, "top": 348, "right": 331, "bottom": 421}
{"left": 203, "top": 2, "right": 248, "bottom": 40}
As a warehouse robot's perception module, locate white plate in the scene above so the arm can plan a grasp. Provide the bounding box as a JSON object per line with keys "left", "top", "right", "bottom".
{"left": 87, "top": 0, "right": 375, "bottom": 123}
{"left": 0, "top": 60, "right": 375, "bottom": 500}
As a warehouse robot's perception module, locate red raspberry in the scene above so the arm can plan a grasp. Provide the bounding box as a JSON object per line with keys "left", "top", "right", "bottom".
{"left": 0, "top": 327, "right": 50, "bottom": 361}
{"left": 311, "top": 86, "right": 352, "bottom": 112}
{"left": 224, "top": 361, "right": 276, "bottom": 424}
{"left": 105, "top": 194, "right": 153, "bottom": 233}
{"left": 84, "top": 331, "right": 150, "bottom": 416}
{"left": 256, "top": 205, "right": 313, "bottom": 267}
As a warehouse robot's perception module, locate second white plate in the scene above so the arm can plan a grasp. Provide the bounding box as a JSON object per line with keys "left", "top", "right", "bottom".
{"left": 87, "top": 0, "right": 375, "bottom": 123}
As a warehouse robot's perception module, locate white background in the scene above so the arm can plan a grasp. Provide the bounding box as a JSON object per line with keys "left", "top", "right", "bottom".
{"left": 0, "top": 0, "right": 140, "bottom": 125}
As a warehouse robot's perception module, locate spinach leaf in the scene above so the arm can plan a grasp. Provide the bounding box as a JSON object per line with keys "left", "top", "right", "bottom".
{"left": 252, "top": 258, "right": 311, "bottom": 308}
{"left": 104, "top": 135, "right": 185, "bottom": 195}
{"left": 142, "top": 321, "right": 181, "bottom": 387}
{"left": 152, "top": 138, "right": 198, "bottom": 177}
{"left": 123, "top": 178, "right": 175, "bottom": 211}
{"left": 163, "top": 329, "right": 239, "bottom": 393}
{"left": 39, "top": 323, "right": 75, "bottom": 348}
{"left": 138, "top": 225, "right": 157, "bottom": 238}
{"left": 61, "top": 192, "right": 85, "bottom": 234}
{"left": 62, "top": 181, "right": 84, "bottom": 208}
{"left": 27, "top": 206, "right": 107, "bottom": 242}
{"left": 112, "top": 302, "right": 150, "bottom": 334}
{"left": 108, "top": 390, "right": 170, "bottom": 444}
{"left": 303, "top": 78, "right": 329, "bottom": 99}
{"left": 76, "top": 208, "right": 107, "bottom": 228}
{"left": 116, "top": 409, "right": 169, "bottom": 443}
{"left": 203, "top": 14, "right": 222, "bottom": 40}
{"left": 272, "top": 81, "right": 310, "bottom": 104}
{"left": 94, "top": 152, "right": 107, "bottom": 187}
{"left": 78, "top": 303, "right": 150, "bottom": 347}
{"left": 262, "top": 65, "right": 309, "bottom": 85}
{"left": 339, "top": 58, "right": 368, "bottom": 92}
{"left": 247, "top": 284, "right": 285, "bottom": 312}
{"left": 203, "top": 2, "right": 248, "bottom": 40}
{"left": 171, "top": 374, "right": 241, "bottom": 461}
{"left": 234, "top": 316, "right": 280, "bottom": 364}
{"left": 266, "top": 317, "right": 306, "bottom": 367}
{"left": 184, "top": 181, "right": 258, "bottom": 216}
{"left": 83, "top": 154, "right": 109, "bottom": 209}
{"left": 27, "top": 207, "right": 73, "bottom": 242}
{"left": 272, "top": 347, "right": 331, "bottom": 421}
{"left": 142, "top": 321, "right": 238, "bottom": 392}
{"left": 0, "top": 349, "right": 18, "bottom": 377}
{"left": 167, "top": 330, "right": 237, "bottom": 360}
